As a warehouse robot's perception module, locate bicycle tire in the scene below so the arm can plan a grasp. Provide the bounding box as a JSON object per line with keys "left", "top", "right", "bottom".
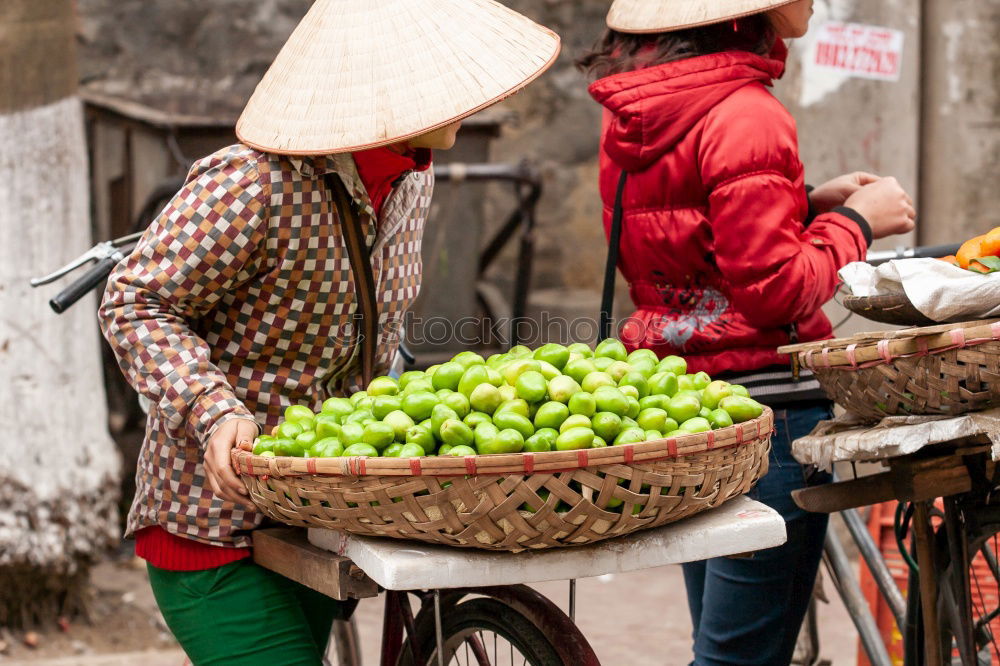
{"left": 398, "top": 597, "right": 563, "bottom": 666}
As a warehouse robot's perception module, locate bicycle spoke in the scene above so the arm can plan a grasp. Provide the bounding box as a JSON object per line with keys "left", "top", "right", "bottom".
{"left": 467, "top": 631, "right": 491, "bottom": 666}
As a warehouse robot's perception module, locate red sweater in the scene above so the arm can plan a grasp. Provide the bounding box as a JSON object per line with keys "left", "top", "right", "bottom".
{"left": 135, "top": 145, "right": 433, "bottom": 571}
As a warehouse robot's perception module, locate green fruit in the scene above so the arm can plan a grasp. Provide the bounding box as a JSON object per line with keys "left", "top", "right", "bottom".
{"left": 613, "top": 428, "right": 646, "bottom": 446}
{"left": 486, "top": 353, "right": 509, "bottom": 369}
{"left": 431, "top": 404, "right": 460, "bottom": 439}
{"left": 440, "top": 419, "right": 475, "bottom": 447}
{"left": 354, "top": 396, "right": 375, "bottom": 412}
{"left": 730, "top": 385, "right": 751, "bottom": 398}
{"left": 438, "top": 444, "right": 454, "bottom": 456}
{"left": 492, "top": 411, "right": 535, "bottom": 440}
{"left": 259, "top": 451, "right": 276, "bottom": 458}
{"left": 446, "top": 445, "right": 477, "bottom": 457}
{"left": 339, "top": 422, "right": 364, "bottom": 446}
{"left": 556, "top": 427, "right": 595, "bottom": 451}
{"left": 667, "top": 393, "right": 702, "bottom": 423}
{"left": 314, "top": 415, "right": 342, "bottom": 439}
{"left": 639, "top": 395, "right": 667, "bottom": 411}
{"left": 627, "top": 348, "right": 659, "bottom": 365}
{"left": 469, "top": 383, "right": 502, "bottom": 415}
{"left": 536, "top": 360, "right": 561, "bottom": 381}
{"left": 560, "top": 414, "right": 593, "bottom": 433}
{"left": 507, "top": 345, "right": 533, "bottom": 359}
{"left": 501, "top": 359, "right": 541, "bottom": 386}
{"left": 397, "top": 371, "right": 426, "bottom": 391}
{"left": 621, "top": 416, "right": 639, "bottom": 429}
{"left": 592, "top": 357, "right": 615, "bottom": 372}
{"left": 592, "top": 436, "right": 609, "bottom": 448}
{"left": 271, "top": 437, "right": 297, "bottom": 456}
{"left": 441, "top": 392, "right": 471, "bottom": 419}
{"left": 625, "top": 396, "right": 641, "bottom": 419}
{"left": 644, "top": 430, "right": 662, "bottom": 441}
{"left": 398, "top": 443, "right": 425, "bottom": 458}
{"left": 457, "top": 365, "right": 491, "bottom": 397}
{"left": 463, "top": 411, "right": 493, "bottom": 428}
{"left": 619, "top": 385, "right": 640, "bottom": 401}
{"left": 431, "top": 361, "right": 465, "bottom": 391}
{"left": 481, "top": 429, "right": 525, "bottom": 454}
{"left": 344, "top": 410, "right": 375, "bottom": 425}
{"left": 676, "top": 375, "right": 696, "bottom": 392}
{"left": 568, "top": 391, "right": 597, "bottom": 417}
{"left": 495, "top": 398, "right": 530, "bottom": 418}
{"left": 452, "top": 351, "right": 486, "bottom": 369}
{"left": 401, "top": 391, "right": 440, "bottom": 421}
{"left": 523, "top": 432, "right": 553, "bottom": 453}
{"left": 657, "top": 355, "right": 687, "bottom": 376}
{"left": 690, "top": 372, "right": 712, "bottom": 390}
{"left": 547, "top": 375, "right": 582, "bottom": 404}
{"left": 424, "top": 365, "right": 440, "bottom": 378}
{"left": 515, "top": 370, "right": 548, "bottom": 403}
{"left": 591, "top": 412, "right": 622, "bottom": 442}
{"left": 342, "top": 443, "right": 379, "bottom": 457}
{"left": 628, "top": 357, "right": 657, "bottom": 379}
{"left": 679, "top": 417, "right": 712, "bottom": 434}
{"left": 498, "top": 385, "right": 517, "bottom": 402}
{"left": 285, "top": 405, "right": 316, "bottom": 424}
{"left": 401, "top": 378, "right": 434, "bottom": 396}
{"left": 534, "top": 402, "right": 570, "bottom": 430}
{"left": 564, "top": 358, "right": 598, "bottom": 384}
{"left": 606, "top": 361, "right": 632, "bottom": 382}
{"left": 636, "top": 407, "right": 669, "bottom": 432}
{"left": 708, "top": 409, "right": 734, "bottom": 429}
{"left": 253, "top": 435, "right": 275, "bottom": 456}
{"left": 533, "top": 343, "right": 571, "bottom": 370}
{"left": 295, "top": 431, "right": 320, "bottom": 455}
{"left": 367, "top": 376, "right": 400, "bottom": 396}
{"left": 647, "top": 372, "right": 679, "bottom": 397}
{"left": 700, "top": 380, "right": 733, "bottom": 410}
{"left": 321, "top": 397, "right": 355, "bottom": 421}
{"left": 383, "top": 410, "right": 415, "bottom": 441}
{"left": 371, "top": 395, "right": 402, "bottom": 420}
{"left": 383, "top": 443, "right": 404, "bottom": 457}
{"left": 619, "top": 372, "right": 649, "bottom": 398}
{"left": 405, "top": 425, "right": 435, "bottom": 453}
{"left": 593, "top": 385, "right": 629, "bottom": 416}
{"left": 362, "top": 422, "right": 395, "bottom": 451}
{"left": 581, "top": 371, "right": 616, "bottom": 393}
{"left": 349, "top": 391, "right": 369, "bottom": 405}
{"left": 662, "top": 417, "right": 679, "bottom": 433}
{"left": 595, "top": 338, "right": 628, "bottom": 361}
{"left": 566, "top": 343, "right": 593, "bottom": 358}
{"left": 719, "top": 396, "right": 764, "bottom": 423}
{"left": 535, "top": 427, "right": 559, "bottom": 447}
{"left": 474, "top": 422, "right": 500, "bottom": 451}
{"left": 486, "top": 367, "right": 504, "bottom": 387}
{"left": 277, "top": 421, "right": 305, "bottom": 439}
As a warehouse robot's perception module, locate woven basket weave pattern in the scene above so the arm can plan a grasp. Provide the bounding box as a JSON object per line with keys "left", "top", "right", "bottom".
{"left": 233, "top": 411, "right": 772, "bottom": 551}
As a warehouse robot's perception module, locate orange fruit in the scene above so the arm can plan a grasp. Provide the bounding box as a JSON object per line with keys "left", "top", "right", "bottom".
{"left": 937, "top": 255, "right": 960, "bottom": 266}
{"left": 980, "top": 227, "right": 1000, "bottom": 258}
{"left": 956, "top": 235, "right": 987, "bottom": 269}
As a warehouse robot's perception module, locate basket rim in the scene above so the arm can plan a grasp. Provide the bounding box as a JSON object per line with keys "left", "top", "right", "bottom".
{"left": 232, "top": 408, "right": 773, "bottom": 478}
{"left": 778, "top": 319, "right": 1000, "bottom": 371}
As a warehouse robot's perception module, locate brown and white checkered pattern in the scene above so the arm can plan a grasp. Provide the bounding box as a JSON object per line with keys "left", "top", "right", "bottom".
{"left": 99, "top": 144, "right": 433, "bottom": 547}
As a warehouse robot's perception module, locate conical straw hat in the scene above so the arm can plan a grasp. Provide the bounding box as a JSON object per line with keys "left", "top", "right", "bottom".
{"left": 608, "top": 0, "right": 799, "bottom": 34}
{"left": 236, "top": 0, "right": 561, "bottom": 155}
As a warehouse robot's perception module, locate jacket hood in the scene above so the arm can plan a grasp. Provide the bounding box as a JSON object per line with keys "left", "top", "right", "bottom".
{"left": 589, "top": 43, "right": 787, "bottom": 172}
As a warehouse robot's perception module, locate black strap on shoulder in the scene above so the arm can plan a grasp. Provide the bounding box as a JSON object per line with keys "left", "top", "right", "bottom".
{"left": 325, "top": 174, "right": 379, "bottom": 386}
{"left": 599, "top": 170, "right": 628, "bottom": 343}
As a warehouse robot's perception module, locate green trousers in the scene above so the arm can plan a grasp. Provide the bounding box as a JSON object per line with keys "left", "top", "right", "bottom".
{"left": 147, "top": 559, "right": 357, "bottom": 666}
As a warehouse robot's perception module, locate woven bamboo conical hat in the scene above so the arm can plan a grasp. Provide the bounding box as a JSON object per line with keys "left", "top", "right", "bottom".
{"left": 607, "top": 0, "right": 798, "bottom": 33}
{"left": 236, "top": 0, "right": 561, "bottom": 155}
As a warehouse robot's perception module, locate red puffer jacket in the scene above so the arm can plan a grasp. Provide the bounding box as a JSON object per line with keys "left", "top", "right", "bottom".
{"left": 588, "top": 44, "right": 871, "bottom": 376}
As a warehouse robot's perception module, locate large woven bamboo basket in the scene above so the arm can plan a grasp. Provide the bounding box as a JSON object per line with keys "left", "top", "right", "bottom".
{"left": 780, "top": 319, "right": 1000, "bottom": 422}
{"left": 842, "top": 292, "right": 936, "bottom": 327}
{"left": 232, "top": 410, "right": 773, "bottom": 551}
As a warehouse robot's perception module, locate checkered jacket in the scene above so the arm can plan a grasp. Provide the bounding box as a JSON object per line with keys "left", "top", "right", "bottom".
{"left": 99, "top": 144, "right": 433, "bottom": 547}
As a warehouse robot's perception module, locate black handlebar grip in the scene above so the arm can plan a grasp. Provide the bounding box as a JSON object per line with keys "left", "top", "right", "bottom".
{"left": 910, "top": 243, "right": 962, "bottom": 259}
{"left": 50, "top": 256, "right": 118, "bottom": 314}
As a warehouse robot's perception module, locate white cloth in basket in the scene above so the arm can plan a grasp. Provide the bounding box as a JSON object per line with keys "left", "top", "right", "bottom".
{"left": 839, "top": 258, "right": 1000, "bottom": 322}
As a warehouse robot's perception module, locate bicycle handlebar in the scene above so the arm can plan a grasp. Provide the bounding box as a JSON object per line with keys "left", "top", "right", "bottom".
{"left": 866, "top": 243, "right": 961, "bottom": 266}
{"left": 49, "top": 255, "right": 119, "bottom": 314}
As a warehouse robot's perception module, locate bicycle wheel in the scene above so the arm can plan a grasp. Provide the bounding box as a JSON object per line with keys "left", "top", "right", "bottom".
{"left": 399, "top": 597, "right": 563, "bottom": 666}
{"left": 325, "top": 618, "right": 362, "bottom": 666}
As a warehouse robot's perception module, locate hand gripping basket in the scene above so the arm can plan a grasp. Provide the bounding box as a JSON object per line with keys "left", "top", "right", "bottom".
{"left": 780, "top": 319, "right": 1000, "bottom": 422}
{"left": 232, "top": 410, "right": 773, "bottom": 551}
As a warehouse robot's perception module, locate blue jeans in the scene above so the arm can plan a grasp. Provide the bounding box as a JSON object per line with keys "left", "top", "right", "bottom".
{"left": 682, "top": 404, "right": 833, "bottom": 666}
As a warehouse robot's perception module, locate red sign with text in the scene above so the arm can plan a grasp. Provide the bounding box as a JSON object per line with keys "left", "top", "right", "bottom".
{"left": 813, "top": 22, "right": 905, "bottom": 82}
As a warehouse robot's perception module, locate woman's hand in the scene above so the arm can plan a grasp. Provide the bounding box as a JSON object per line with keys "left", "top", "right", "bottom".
{"left": 809, "top": 172, "right": 880, "bottom": 213}
{"left": 204, "top": 418, "right": 259, "bottom": 505}
{"left": 844, "top": 177, "right": 917, "bottom": 240}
